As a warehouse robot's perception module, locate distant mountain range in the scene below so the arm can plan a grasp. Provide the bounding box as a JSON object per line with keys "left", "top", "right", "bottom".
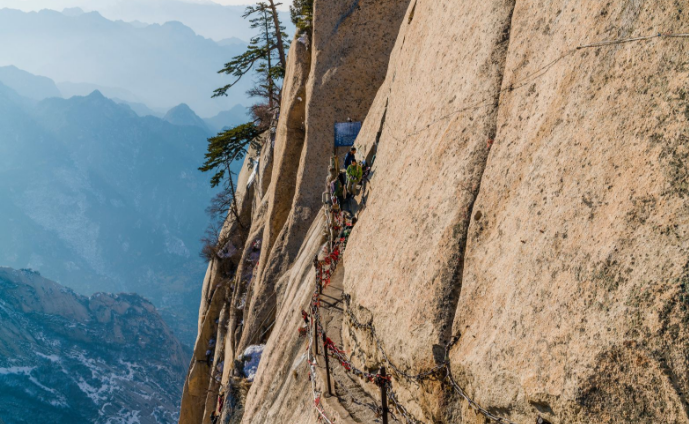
{"left": 163, "top": 103, "right": 212, "bottom": 133}
{"left": 0, "top": 0, "right": 294, "bottom": 42}
{"left": 0, "top": 7, "right": 254, "bottom": 117}
{"left": 57, "top": 81, "right": 144, "bottom": 105}
{"left": 0, "top": 80, "right": 233, "bottom": 345}
{"left": 0, "top": 63, "right": 249, "bottom": 128}
{"left": 204, "top": 104, "right": 251, "bottom": 133}
{"left": 0, "top": 267, "right": 187, "bottom": 424}
{"left": 0, "top": 65, "right": 61, "bottom": 100}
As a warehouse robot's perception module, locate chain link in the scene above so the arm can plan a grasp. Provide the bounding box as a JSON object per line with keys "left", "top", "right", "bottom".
{"left": 444, "top": 365, "right": 518, "bottom": 424}
{"left": 344, "top": 296, "right": 518, "bottom": 424}
{"left": 330, "top": 371, "right": 386, "bottom": 422}
{"left": 343, "top": 295, "right": 446, "bottom": 382}
{"left": 385, "top": 383, "right": 423, "bottom": 424}
{"left": 306, "top": 285, "right": 334, "bottom": 424}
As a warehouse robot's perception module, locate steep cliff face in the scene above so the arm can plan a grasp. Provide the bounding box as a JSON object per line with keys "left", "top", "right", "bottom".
{"left": 0, "top": 267, "right": 187, "bottom": 424}
{"left": 451, "top": 2, "right": 689, "bottom": 422}
{"left": 181, "top": 1, "right": 689, "bottom": 423}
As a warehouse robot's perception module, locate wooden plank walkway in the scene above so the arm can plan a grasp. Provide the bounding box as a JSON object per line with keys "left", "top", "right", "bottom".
{"left": 315, "top": 222, "right": 382, "bottom": 423}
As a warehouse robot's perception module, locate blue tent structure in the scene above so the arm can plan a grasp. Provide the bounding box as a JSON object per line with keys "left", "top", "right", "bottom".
{"left": 334, "top": 122, "right": 362, "bottom": 147}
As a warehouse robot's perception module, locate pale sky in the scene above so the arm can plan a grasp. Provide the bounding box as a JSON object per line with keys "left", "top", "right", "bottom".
{"left": 1, "top": 0, "right": 290, "bottom": 11}
{"left": 206, "top": 0, "right": 253, "bottom": 4}
{"left": 1, "top": 0, "right": 293, "bottom": 42}
{"left": 201, "top": 0, "right": 289, "bottom": 9}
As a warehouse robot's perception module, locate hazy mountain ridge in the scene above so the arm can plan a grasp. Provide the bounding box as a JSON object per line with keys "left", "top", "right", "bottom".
{"left": 0, "top": 0, "right": 294, "bottom": 42}
{"left": 0, "top": 267, "right": 187, "bottom": 424}
{"left": 0, "top": 65, "right": 61, "bottom": 100}
{"left": 0, "top": 83, "right": 217, "bottom": 345}
{"left": 163, "top": 103, "right": 211, "bottom": 132}
{"left": 57, "top": 81, "right": 143, "bottom": 104}
{"left": 203, "top": 104, "right": 250, "bottom": 134}
{"left": 0, "top": 7, "right": 251, "bottom": 116}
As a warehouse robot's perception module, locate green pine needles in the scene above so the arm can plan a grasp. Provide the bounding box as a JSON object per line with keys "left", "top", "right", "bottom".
{"left": 199, "top": 1, "right": 307, "bottom": 253}
{"left": 213, "top": 1, "right": 288, "bottom": 102}
{"left": 198, "top": 123, "right": 262, "bottom": 188}
{"left": 290, "top": 0, "right": 314, "bottom": 32}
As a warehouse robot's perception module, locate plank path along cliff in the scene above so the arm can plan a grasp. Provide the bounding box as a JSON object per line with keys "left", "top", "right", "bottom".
{"left": 180, "top": 1, "right": 689, "bottom": 423}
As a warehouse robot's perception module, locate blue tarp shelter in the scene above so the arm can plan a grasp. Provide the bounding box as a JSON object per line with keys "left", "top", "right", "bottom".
{"left": 334, "top": 122, "right": 362, "bottom": 147}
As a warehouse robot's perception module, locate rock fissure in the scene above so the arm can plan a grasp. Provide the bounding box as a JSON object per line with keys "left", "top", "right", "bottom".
{"left": 332, "top": 0, "right": 361, "bottom": 35}
{"left": 439, "top": 0, "right": 518, "bottom": 347}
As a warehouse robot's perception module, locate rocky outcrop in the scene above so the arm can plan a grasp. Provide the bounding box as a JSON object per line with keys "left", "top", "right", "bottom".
{"left": 237, "top": 0, "right": 412, "bottom": 364}
{"left": 0, "top": 267, "right": 187, "bottom": 424}
{"left": 180, "top": 1, "right": 689, "bottom": 423}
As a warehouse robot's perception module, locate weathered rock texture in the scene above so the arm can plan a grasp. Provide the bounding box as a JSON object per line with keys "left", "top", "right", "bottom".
{"left": 451, "top": 2, "right": 689, "bottom": 423}
{"left": 180, "top": 0, "right": 689, "bottom": 423}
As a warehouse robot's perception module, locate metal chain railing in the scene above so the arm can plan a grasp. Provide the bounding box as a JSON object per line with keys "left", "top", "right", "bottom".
{"left": 444, "top": 364, "right": 517, "bottom": 424}
{"left": 343, "top": 296, "right": 447, "bottom": 383}
{"left": 385, "top": 383, "right": 423, "bottom": 424}
{"left": 306, "top": 191, "right": 519, "bottom": 424}
{"left": 306, "top": 282, "right": 334, "bottom": 423}
{"left": 344, "top": 301, "right": 519, "bottom": 424}
{"left": 306, "top": 189, "right": 518, "bottom": 424}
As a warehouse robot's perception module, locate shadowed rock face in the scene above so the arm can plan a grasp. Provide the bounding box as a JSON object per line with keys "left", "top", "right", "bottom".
{"left": 0, "top": 267, "right": 187, "bottom": 424}
{"left": 180, "top": 0, "right": 689, "bottom": 423}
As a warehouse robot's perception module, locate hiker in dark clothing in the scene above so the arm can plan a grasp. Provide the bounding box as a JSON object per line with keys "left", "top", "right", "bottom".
{"left": 331, "top": 177, "right": 345, "bottom": 206}
{"left": 344, "top": 147, "right": 357, "bottom": 169}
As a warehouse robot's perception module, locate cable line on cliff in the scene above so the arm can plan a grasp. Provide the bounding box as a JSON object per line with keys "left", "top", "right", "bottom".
{"left": 381, "top": 31, "right": 689, "bottom": 147}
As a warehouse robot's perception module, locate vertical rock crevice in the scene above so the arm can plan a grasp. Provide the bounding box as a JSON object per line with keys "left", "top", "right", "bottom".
{"left": 339, "top": 0, "right": 521, "bottom": 419}
{"left": 451, "top": 1, "right": 689, "bottom": 422}
{"left": 438, "top": 0, "right": 517, "bottom": 348}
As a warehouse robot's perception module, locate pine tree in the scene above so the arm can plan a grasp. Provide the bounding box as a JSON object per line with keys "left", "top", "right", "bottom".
{"left": 198, "top": 123, "right": 262, "bottom": 239}
{"left": 213, "top": 1, "right": 288, "bottom": 108}
{"left": 198, "top": 123, "right": 262, "bottom": 189}
{"left": 290, "top": 0, "right": 314, "bottom": 32}
{"left": 200, "top": 2, "right": 289, "bottom": 241}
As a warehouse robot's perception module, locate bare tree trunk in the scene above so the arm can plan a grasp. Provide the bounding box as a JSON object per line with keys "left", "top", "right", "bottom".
{"left": 225, "top": 159, "right": 245, "bottom": 231}
{"left": 268, "top": 0, "right": 287, "bottom": 71}
{"left": 263, "top": 10, "right": 275, "bottom": 110}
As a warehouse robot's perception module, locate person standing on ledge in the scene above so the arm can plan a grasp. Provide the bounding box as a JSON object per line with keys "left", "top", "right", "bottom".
{"left": 346, "top": 159, "right": 363, "bottom": 199}
{"left": 344, "top": 147, "right": 357, "bottom": 169}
